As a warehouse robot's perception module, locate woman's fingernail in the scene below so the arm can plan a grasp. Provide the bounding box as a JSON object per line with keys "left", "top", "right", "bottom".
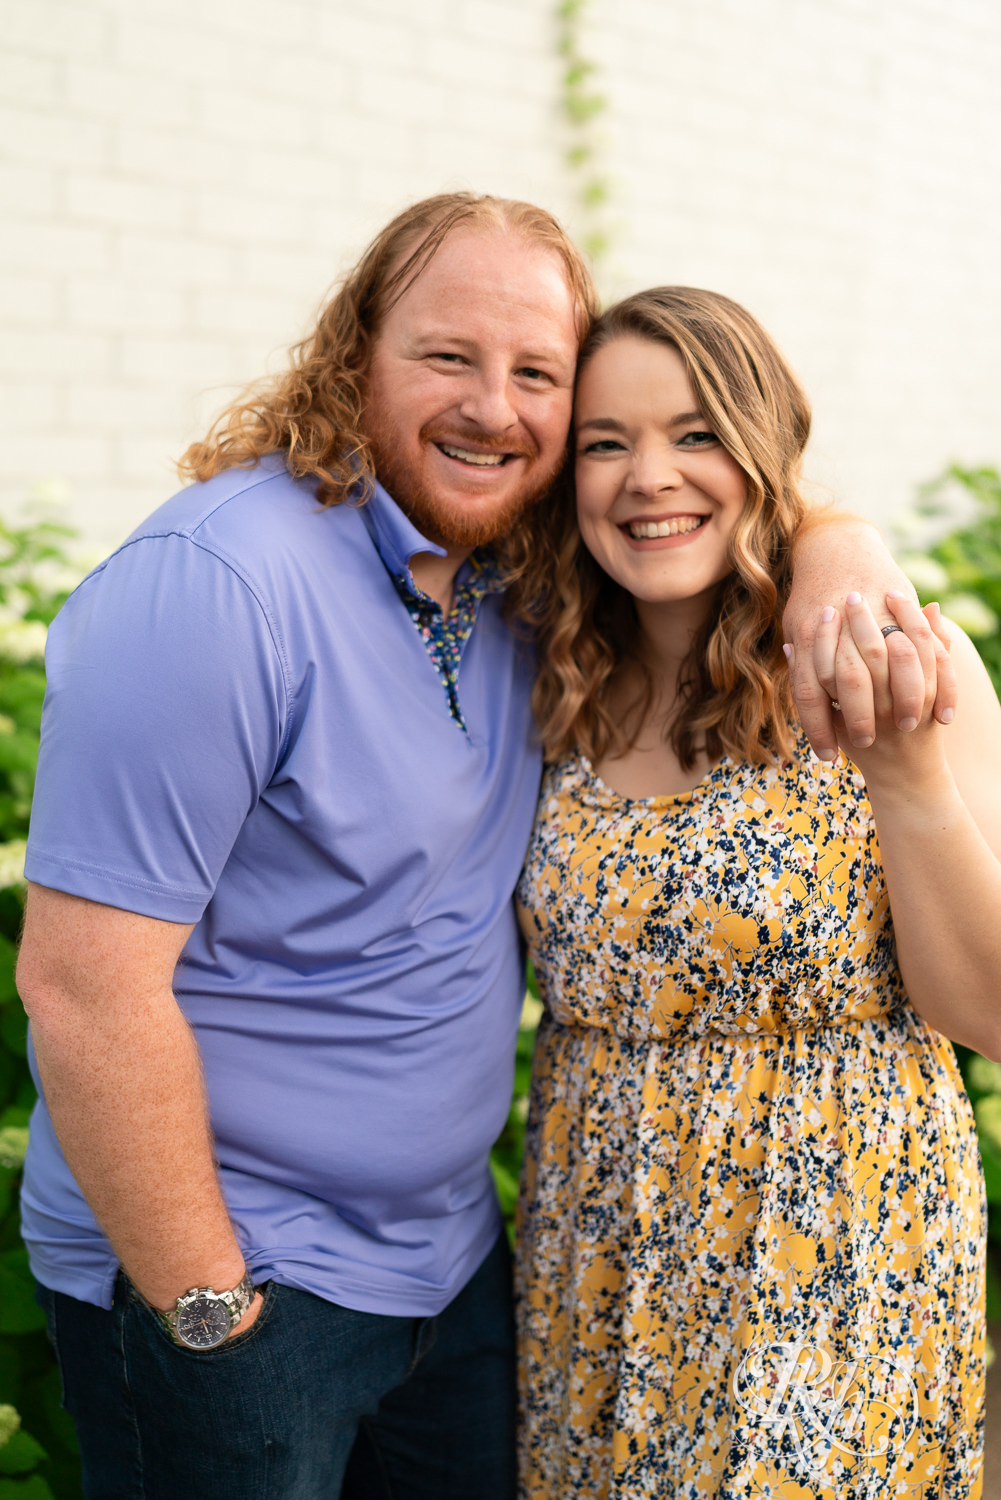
{"left": 846, "top": 591, "right": 862, "bottom": 606}
{"left": 821, "top": 606, "right": 836, "bottom": 623}
{"left": 940, "top": 707, "right": 954, "bottom": 724}
{"left": 815, "top": 747, "right": 837, "bottom": 762}
{"left": 782, "top": 643, "right": 793, "bottom": 660}
{"left": 899, "top": 717, "right": 918, "bottom": 732}
{"left": 853, "top": 735, "right": 874, "bottom": 748}
{"left": 887, "top": 589, "right": 906, "bottom": 600}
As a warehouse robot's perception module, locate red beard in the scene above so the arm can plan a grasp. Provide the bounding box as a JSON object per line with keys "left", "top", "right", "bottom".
{"left": 363, "top": 412, "right": 563, "bottom": 550}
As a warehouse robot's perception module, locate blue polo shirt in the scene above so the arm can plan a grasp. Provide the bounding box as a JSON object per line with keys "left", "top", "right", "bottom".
{"left": 21, "top": 455, "right": 541, "bottom": 1314}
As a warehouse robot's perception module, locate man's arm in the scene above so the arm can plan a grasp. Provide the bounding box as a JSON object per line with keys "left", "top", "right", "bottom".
{"left": 783, "top": 512, "right": 958, "bottom": 760}
{"left": 18, "top": 885, "right": 262, "bottom": 1333}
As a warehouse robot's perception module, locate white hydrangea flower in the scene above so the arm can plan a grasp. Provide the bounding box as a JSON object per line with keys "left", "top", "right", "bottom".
{"left": 896, "top": 554, "right": 950, "bottom": 596}
{"left": 940, "top": 593, "right": 999, "bottom": 639}
{"left": 30, "top": 559, "right": 90, "bottom": 596}
{"left": 0, "top": 1403, "right": 21, "bottom": 1449}
{"left": 890, "top": 510, "right": 931, "bottom": 549}
{"left": 0, "top": 1126, "right": 29, "bottom": 1170}
{"left": 1, "top": 588, "right": 32, "bottom": 618}
{"left": 520, "top": 991, "right": 543, "bottom": 1029}
{"left": 0, "top": 838, "right": 27, "bottom": 889}
{"left": 0, "top": 619, "right": 47, "bottom": 663}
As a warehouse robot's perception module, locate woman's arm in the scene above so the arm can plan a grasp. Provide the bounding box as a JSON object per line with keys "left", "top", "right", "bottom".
{"left": 813, "top": 595, "right": 1001, "bottom": 1059}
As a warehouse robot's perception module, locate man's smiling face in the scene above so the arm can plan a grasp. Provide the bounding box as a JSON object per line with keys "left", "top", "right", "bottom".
{"left": 361, "top": 226, "right": 580, "bottom": 553}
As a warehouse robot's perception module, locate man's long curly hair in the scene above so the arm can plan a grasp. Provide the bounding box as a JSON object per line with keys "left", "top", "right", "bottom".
{"left": 514, "top": 287, "right": 811, "bottom": 769}
{"left": 178, "top": 190, "right": 599, "bottom": 568}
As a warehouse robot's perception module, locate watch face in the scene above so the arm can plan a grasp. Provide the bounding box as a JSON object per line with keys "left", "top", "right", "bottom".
{"left": 175, "top": 1293, "right": 231, "bottom": 1349}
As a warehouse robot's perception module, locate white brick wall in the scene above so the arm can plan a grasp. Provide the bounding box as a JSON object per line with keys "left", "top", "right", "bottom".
{"left": 1, "top": 0, "right": 999, "bottom": 547}
{"left": 589, "top": 0, "right": 1001, "bottom": 524}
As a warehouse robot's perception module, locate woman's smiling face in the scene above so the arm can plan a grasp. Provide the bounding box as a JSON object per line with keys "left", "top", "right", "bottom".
{"left": 574, "top": 334, "right": 749, "bottom": 616}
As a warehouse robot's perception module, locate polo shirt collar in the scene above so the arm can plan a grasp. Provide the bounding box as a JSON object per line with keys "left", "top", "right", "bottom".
{"left": 358, "top": 478, "right": 447, "bottom": 579}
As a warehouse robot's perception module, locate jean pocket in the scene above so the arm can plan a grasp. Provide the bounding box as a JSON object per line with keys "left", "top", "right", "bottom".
{"left": 128, "top": 1276, "right": 280, "bottom": 1358}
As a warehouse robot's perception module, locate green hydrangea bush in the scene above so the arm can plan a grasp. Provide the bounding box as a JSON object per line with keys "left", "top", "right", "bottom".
{"left": 0, "top": 507, "right": 85, "bottom": 1499}
{"left": 895, "top": 465, "right": 1001, "bottom": 1336}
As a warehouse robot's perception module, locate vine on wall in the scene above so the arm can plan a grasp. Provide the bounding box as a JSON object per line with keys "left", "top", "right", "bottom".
{"left": 555, "top": 0, "right": 612, "bottom": 267}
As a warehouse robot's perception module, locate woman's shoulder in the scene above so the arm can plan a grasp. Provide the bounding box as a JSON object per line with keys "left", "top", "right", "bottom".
{"left": 540, "top": 751, "right": 586, "bottom": 793}
{"left": 720, "top": 727, "right": 873, "bottom": 827}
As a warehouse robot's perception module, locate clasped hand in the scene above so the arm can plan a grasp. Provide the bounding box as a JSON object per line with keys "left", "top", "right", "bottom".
{"left": 785, "top": 591, "right": 957, "bottom": 768}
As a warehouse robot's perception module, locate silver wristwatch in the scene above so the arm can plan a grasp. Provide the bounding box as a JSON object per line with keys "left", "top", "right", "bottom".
{"left": 157, "top": 1272, "right": 257, "bottom": 1350}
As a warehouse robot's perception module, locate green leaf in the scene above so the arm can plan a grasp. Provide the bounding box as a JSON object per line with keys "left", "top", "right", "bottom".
{"left": 0, "top": 1053, "right": 16, "bottom": 1113}
{"left": 32, "top": 1367, "right": 77, "bottom": 1458}
{"left": 581, "top": 178, "right": 609, "bottom": 208}
{"left": 489, "top": 1156, "right": 519, "bottom": 1220}
{"left": 967, "top": 1054, "right": 1001, "bottom": 1097}
{"left": 582, "top": 230, "right": 610, "bottom": 261}
{"left": 986, "top": 1253, "right": 1001, "bottom": 1323}
{"left": 0, "top": 1343, "right": 22, "bottom": 1406}
{"left": 0, "top": 1010, "right": 26, "bottom": 1062}
{"left": 974, "top": 1095, "right": 1001, "bottom": 1156}
{"left": 564, "top": 144, "right": 592, "bottom": 169}
{"left": 0, "top": 1430, "right": 46, "bottom": 1474}
{"left": 11, "top": 1084, "right": 34, "bottom": 1116}
{"left": 0, "top": 1475, "right": 57, "bottom": 1499}
{"left": 0, "top": 1252, "right": 44, "bottom": 1335}
{"left": 979, "top": 1141, "right": 1001, "bottom": 1207}
{"left": 564, "top": 91, "right": 606, "bottom": 124}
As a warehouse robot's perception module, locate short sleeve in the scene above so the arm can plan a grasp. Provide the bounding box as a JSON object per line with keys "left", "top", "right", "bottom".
{"left": 24, "top": 534, "right": 289, "bottom": 922}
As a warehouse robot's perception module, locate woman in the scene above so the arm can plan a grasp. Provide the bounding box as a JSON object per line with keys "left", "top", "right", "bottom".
{"left": 513, "top": 287, "right": 998, "bottom": 1498}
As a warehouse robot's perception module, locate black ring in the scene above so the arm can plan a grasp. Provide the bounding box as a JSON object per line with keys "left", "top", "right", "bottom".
{"left": 880, "top": 624, "right": 905, "bottom": 638}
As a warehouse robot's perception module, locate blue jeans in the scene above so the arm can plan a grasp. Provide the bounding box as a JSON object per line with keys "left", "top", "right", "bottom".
{"left": 36, "top": 1233, "right": 515, "bottom": 1500}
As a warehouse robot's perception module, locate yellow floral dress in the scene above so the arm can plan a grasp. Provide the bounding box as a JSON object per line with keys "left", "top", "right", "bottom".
{"left": 515, "top": 743, "right": 985, "bottom": 1500}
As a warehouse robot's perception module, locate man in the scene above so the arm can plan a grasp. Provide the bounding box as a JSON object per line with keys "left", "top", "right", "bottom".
{"left": 17, "top": 192, "right": 945, "bottom": 1500}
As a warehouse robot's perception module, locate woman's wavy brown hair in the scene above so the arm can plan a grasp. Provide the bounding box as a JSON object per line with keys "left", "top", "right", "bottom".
{"left": 516, "top": 286, "right": 811, "bottom": 769}
{"left": 178, "top": 191, "right": 599, "bottom": 525}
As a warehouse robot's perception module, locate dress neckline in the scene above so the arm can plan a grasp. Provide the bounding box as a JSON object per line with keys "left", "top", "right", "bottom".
{"left": 575, "top": 750, "right": 730, "bottom": 809}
